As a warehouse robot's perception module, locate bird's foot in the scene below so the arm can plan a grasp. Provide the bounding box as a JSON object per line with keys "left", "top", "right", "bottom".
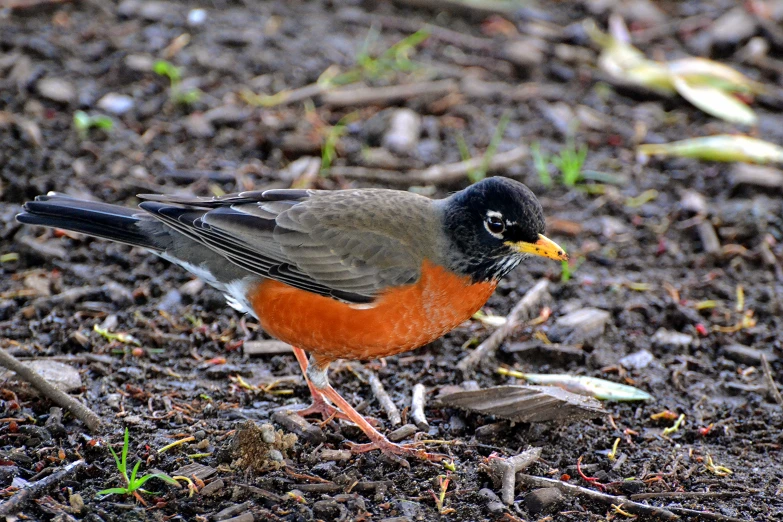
{"left": 348, "top": 439, "right": 447, "bottom": 462}
{"left": 295, "top": 399, "right": 351, "bottom": 424}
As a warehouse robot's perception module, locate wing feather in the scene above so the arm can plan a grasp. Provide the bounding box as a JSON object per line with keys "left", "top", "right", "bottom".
{"left": 138, "top": 188, "right": 434, "bottom": 303}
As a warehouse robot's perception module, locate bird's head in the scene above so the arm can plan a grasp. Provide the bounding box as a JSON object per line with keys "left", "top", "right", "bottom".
{"left": 440, "top": 176, "right": 567, "bottom": 282}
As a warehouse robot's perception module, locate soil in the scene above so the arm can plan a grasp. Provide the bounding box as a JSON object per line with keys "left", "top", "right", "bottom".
{"left": 1, "top": 1, "right": 782, "bottom": 521}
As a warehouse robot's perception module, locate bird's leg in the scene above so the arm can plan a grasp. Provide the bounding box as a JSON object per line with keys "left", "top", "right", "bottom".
{"left": 307, "top": 358, "right": 446, "bottom": 462}
{"left": 291, "top": 347, "right": 348, "bottom": 422}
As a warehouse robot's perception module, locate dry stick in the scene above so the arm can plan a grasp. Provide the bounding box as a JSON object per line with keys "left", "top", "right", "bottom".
{"left": 0, "top": 348, "right": 102, "bottom": 433}
{"left": 337, "top": 8, "right": 495, "bottom": 53}
{"left": 247, "top": 83, "right": 326, "bottom": 108}
{"left": 516, "top": 474, "right": 678, "bottom": 521}
{"left": 488, "top": 447, "right": 541, "bottom": 504}
{"left": 322, "top": 79, "right": 457, "bottom": 107}
{"left": 393, "top": 0, "right": 512, "bottom": 17}
{"left": 332, "top": 145, "right": 529, "bottom": 186}
{"left": 410, "top": 383, "right": 429, "bottom": 431}
{"left": 760, "top": 354, "right": 783, "bottom": 406}
{"left": 630, "top": 490, "right": 758, "bottom": 501}
{"left": 0, "top": 460, "right": 85, "bottom": 516}
{"left": 457, "top": 279, "right": 550, "bottom": 375}
{"left": 366, "top": 370, "right": 402, "bottom": 427}
{"left": 666, "top": 507, "right": 751, "bottom": 522}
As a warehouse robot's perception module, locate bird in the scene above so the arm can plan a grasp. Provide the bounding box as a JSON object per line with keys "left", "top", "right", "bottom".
{"left": 17, "top": 176, "right": 566, "bottom": 460}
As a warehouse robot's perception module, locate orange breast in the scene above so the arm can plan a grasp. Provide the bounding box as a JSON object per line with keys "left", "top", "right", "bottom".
{"left": 249, "top": 260, "right": 497, "bottom": 365}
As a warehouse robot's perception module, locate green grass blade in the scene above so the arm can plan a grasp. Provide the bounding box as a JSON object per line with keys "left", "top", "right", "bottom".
{"left": 97, "top": 487, "right": 129, "bottom": 496}
{"left": 135, "top": 473, "right": 179, "bottom": 488}
{"left": 478, "top": 110, "right": 511, "bottom": 182}
{"left": 130, "top": 460, "right": 141, "bottom": 486}
{"left": 107, "top": 444, "right": 121, "bottom": 471}
{"left": 120, "top": 428, "right": 129, "bottom": 475}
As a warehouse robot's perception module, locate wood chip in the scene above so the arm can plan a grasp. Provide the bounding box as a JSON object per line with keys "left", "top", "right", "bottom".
{"left": 438, "top": 385, "right": 606, "bottom": 423}
{"left": 243, "top": 341, "right": 293, "bottom": 356}
{"left": 271, "top": 410, "right": 325, "bottom": 444}
{"left": 697, "top": 219, "right": 721, "bottom": 254}
{"left": 172, "top": 462, "right": 216, "bottom": 481}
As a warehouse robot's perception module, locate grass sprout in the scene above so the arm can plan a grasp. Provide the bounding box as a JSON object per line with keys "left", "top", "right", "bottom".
{"left": 456, "top": 111, "right": 512, "bottom": 184}
{"left": 321, "top": 112, "right": 359, "bottom": 176}
{"left": 153, "top": 60, "right": 202, "bottom": 105}
{"left": 98, "top": 428, "right": 179, "bottom": 501}
{"left": 531, "top": 141, "right": 552, "bottom": 186}
{"left": 320, "top": 28, "right": 430, "bottom": 87}
{"left": 73, "top": 111, "right": 113, "bottom": 139}
{"left": 551, "top": 137, "right": 587, "bottom": 186}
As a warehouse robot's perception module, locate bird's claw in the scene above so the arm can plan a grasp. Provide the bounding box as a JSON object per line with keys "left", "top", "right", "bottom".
{"left": 348, "top": 440, "right": 447, "bottom": 462}
{"left": 294, "top": 400, "right": 350, "bottom": 423}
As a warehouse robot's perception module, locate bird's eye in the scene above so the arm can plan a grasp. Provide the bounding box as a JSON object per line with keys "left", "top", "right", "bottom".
{"left": 485, "top": 215, "right": 505, "bottom": 236}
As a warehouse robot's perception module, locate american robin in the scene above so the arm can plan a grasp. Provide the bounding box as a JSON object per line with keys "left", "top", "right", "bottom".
{"left": 17, "top": 176, "right": 566, "bottom": 460}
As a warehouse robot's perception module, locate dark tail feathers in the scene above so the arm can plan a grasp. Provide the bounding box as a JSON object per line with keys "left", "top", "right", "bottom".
{"left": 16, "top": 194, "right": 160, "bottom": 250}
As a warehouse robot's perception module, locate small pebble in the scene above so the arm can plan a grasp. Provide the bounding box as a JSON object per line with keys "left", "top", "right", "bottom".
{"left": 524, "top": 487, "right": 564, "bottom": 515}
{"left": 268, "top": 449, "right": 283, "bottom": 462}
{"left": 388, "top": 423, "right": 417, "bottom": 442}
{"left": 200, "top": 478, "right": 224, "bottom": 496}
{"left": 382, "top": 108, "right": 421, "bottom": 155}
{"left": 652, "top": 328, "right": 693, "bottom": 350}
{"left": 188, "top": 8, "right": 207, "bottom": 26}
{"left": 549, "top": 308, "right": 611, "bottom": 344}
{"left": 619, "top": 350, "right": 654, "bottom": 370}
{"left": 37, "top": 78, "right": 75, "bottom": 104}
{"left": 259, "top": 423, "right": 276, "bottom": 444}
{"left": 97, "top": 93, "right": 134, "bottom": 115}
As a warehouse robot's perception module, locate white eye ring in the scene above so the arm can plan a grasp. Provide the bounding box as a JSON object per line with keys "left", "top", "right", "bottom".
{"left": 484, "top": 211, "right": 505, "bottom": 238}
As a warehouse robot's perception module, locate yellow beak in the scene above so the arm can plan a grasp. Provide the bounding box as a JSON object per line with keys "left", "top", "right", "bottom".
{"left": 507, "top": 234, "right": 568, "bottom": 261}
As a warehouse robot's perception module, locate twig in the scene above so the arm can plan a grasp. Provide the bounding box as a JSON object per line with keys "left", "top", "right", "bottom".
{"left": 667, "top": 507, "right": 751, "bottom": 522}
{"left": 16, "top": 235, "right": 68, "bottom": 260}
{"left": 516, "top": 474, "right": 678, "bottom": 521}
{"left": 337, "top": 8, "right": 495, "bottom": 53}
{"left": 488, "top": 447, "right": 541, "bottom": 504}
{"left": 0, "top": 0, "right": 70, "bottom": 9}
{"left": 322, "top": 79, "right": 457, "bottom": 107}
{"left": 760, "top": 354, "right": 783, "bottom": 407}
{"left": 332, "top": 145, "right": 529, "bottom": 185}
{"left": 630, "top": 490, "right": 758, "bottom": 501}
{"left": 393, "top": 0, "right": 514, "bottom": 18}
{"left": 457, "top": 279, "right": 550, "bottom": 375}
{"left": 366, "top": 369, "right": 401, "bottom": 427}
{"left": 0, "top": 348, "right": 102, "bottom": 432}
{"left": 0, "top": 460, "right": 85, "bottom": 516}
{"left": 411, "top": 383, "right": 429, "bottom": 431}
{"left": 243, "top": 83, "right": 326, "bottom": 107}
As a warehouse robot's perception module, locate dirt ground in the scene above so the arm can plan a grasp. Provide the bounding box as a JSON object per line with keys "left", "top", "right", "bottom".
{"left": 1, "top": 0, "right": 782, "bottom": 520}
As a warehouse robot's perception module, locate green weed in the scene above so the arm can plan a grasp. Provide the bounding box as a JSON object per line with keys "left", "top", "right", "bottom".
{"left": 551, "top": 137, "right": 587, "bottom": 186}
{"left": 457, "top": 111, "right": 512, "bottom": 184}
{"left": 153, "top": 60, "right": 202, "bottom": 105}
{"left": 320, "top": 28, "right": 430, "bottom": 87}
{"left": 97, "top": 428, "right": 178, "bottom": 499}
{"left": 530, "top": 139, "right": 588, "bottom": 187}
{"left": 530, "top": 141, "right": 552, "bottom": 186}
{"left": 73, "top": 111, "right": 113, "bottom": 139}
{"left": 321, "top": 112, "right": 359, "bottom": 176}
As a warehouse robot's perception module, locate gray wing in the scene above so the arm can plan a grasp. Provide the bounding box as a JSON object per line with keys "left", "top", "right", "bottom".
{"left": 138, "top": 188, "right": 434, "bottom": 303}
